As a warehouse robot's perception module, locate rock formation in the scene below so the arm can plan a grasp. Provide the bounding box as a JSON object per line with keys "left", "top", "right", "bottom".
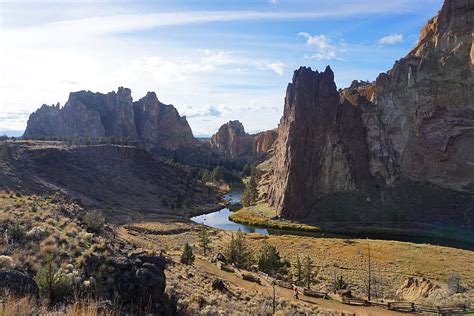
{"left": 210, "top": 120, "right": 276, "bottom": 159}
{"left": 23, "top": 88, "right": 196, "bottom": 150}
{"left": 267, "top": 66, "right": 373, "bottom": 218}
{"left": 267, "top": 0, "right": 474, "bottom": 223}
{"left": 134, "top": 92, "right": 196, "bottom": 150}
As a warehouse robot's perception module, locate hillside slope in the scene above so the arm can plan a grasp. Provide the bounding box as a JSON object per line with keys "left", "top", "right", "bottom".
{"left": 0, "top": 141, "right": 217, "bottom": 219}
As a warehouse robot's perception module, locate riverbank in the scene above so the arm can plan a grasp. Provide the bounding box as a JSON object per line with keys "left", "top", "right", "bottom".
{"left": 230, "top": 204, "right": 474, "bottom": 249}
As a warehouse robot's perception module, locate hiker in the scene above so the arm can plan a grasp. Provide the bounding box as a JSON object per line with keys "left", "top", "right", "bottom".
{"left": 293, "top": 285, "right": 299, "bottom": 300}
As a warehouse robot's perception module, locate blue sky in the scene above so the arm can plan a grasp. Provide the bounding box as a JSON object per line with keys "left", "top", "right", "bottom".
{"left": 0, "top": 0, "right": 442, "bottom": 136}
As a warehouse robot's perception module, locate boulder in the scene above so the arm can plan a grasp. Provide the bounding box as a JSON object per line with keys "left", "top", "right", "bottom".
{"left": 83, "top": 253, "right": 172, "bottom": 314}
{"left": 0, "top": 270, "right": 39, "bottom": 297}
{"left": 213, "top": 253, "right": 227, "bottom": 263}
{"left": 211, "top": 278, "right": 226, "bottom": 292}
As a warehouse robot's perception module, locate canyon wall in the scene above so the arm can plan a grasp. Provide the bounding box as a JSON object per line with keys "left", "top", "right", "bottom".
{"left": 267, "top": 0, "right": 474, "bottom": 223}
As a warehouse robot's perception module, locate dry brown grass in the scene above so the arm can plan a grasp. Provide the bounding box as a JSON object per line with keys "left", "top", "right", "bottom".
{"left": 120, "top": 218, "right": 474, "bottom": 305}
{"left": 0, "top": 295, "right": 117, "bottom": 316}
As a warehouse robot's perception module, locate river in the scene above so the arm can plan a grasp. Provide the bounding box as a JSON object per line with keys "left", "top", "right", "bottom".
{"left": 191, "top": 191, "right": 474, "bottom": 251}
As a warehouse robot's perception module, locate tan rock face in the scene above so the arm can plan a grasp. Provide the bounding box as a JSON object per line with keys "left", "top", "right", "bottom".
{"left": 24, "top": 88, "right": 196, "bottom": 150}
{"left": 267, "top": 0, "right": 474, "bottom": 222}
{"left": 375, "top": 0, "right": 474, "bottom": 192}
{"left": 209, "top": 120, "right": 276, "bottom": 158}
{"left": 253, "top": 130, "right": 277, "bottom": 154}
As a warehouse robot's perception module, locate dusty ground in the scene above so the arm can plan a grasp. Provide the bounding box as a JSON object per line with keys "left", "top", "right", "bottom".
{"left": 118, "top": 219, "right": 474, "bottom": 311}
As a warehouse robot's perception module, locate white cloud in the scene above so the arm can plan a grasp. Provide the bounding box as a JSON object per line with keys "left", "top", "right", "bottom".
{"left": 298, "top": 32, "right": 339, "bottom": 60}
{"left": 378, "top": 33, "right": 403, "bottom": 45}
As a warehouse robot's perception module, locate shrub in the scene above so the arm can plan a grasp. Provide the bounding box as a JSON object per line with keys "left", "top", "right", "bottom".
{"left": 181, "top": 243, "right": 195, "bottom": 265}
{"left": 30, "top": 201, "right": 38, "bottom": 212}
{"left": 0, "top": 143, "right": 12, "bottom": 161}
{"left": 0, "top": 256, "right": 14, "bottom": 270}
{"left": 8, "top": 222, "right": 26, "bottom": 243}
{"left": 83, "top": 210, "right": 105, "bottom": 233}
{"left": 26, "top": 226, "right": 49, "bottom": 241}
{"left": 448, "top": 272, "right": 463, "bottom": 293}
{"left": 334, "top": 275, "right": 348, "bottom": 291}
{"left": 35, "top": 258, "right": 72, "bottom": 305}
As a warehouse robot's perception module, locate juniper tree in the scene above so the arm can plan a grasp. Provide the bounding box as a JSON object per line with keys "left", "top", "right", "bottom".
{"left": 302, "top": 255, "right": 315, "bottom": 289}
{"left": 226, "top": 230, "right": 252, "bottom": 269}
{"left": 293, "top": 254, "right": 303, "bottom": 286}
{"left": 198, "top": 227, "right": 212, "bottom": 257}
{"left": 181, "top": 242, "right": 195, "bottom": 265}
{"left": 257, "top": 241, "right": 289, "bottom": 276}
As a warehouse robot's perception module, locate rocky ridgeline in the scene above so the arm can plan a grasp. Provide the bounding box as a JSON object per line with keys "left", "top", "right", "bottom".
{"left": 23, "top": 88, "right": 196, "bottom": 150}
{"left": 209, "top": 120, "right": 277, "bottom": 159}
{"left": 267, "top": 0, "right": 474, "bottom": 223}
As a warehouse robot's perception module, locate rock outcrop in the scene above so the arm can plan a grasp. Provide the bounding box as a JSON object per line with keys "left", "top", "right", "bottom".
{"left": 396, "top": 277, "right": 440, "bottom": 301}
{"left": 23, "top": 88, "right": 196, "bottom": 150}
{"left": 0, "top": 270, "right": 39, "bottom": 297}
{"left": 267, "top": 0, "right": 474, "bottom": 223}
{"left": 210, "top": 120, "right": 276, "bottom": 159}
{"left": 134, "top": 92, "right": 196, "bottom": 150}
{"left": 83, "top": 252, "right": 173, "bottom": 314}
{"left": 267, "top": 66, "right": 373, "bottom": 218}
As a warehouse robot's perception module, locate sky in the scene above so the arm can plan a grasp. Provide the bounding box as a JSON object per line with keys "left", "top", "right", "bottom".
{"left": 0, "top": 0, "right": 443, "bottom": 137}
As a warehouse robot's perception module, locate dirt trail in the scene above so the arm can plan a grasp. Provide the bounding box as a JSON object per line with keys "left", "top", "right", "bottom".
{"left": 175, "top": 256, "right": 408, "bottom": 316}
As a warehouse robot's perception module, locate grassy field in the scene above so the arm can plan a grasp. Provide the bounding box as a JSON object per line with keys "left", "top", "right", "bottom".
{"left": 230, "top": 204, "right": 474, "bottom": 245}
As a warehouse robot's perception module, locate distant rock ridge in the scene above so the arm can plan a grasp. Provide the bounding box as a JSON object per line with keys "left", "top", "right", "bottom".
{"left": 23, "top": 87, "right": 196, "bottom": 150}
{"left": 266, "top": 0, "right": 474, "bottom": 223}
{"left": 209, "top": 120, "right": 277, "bottom": 158}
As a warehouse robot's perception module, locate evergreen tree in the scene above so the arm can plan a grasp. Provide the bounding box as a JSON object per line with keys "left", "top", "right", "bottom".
{"left": 211, "top": 166, "right": 222, "bottom": 183}
{"left": 302, "top": 255, "right": 314, "bottom": 289}
{"left": 293, "top": 255, "right": 303, "bottom": 286}
{"left": 242, "top": 164, "right": 251, "bottom": 176}
{"left": 180, "top": 242, "right": 195, "bottom": 265}
{"left": 201, "top": 169, "right": 211, "bottom": 183}
{"left": 226, "top": 230, "right": 252, "bottom": 269}
{"left": 198, "top": 227, "right": 212, "bottom": 257}
{"left": 242, "top": 175, "right": 258, "bottom": 207}
{"left": 257, "top": 242, "right": 289, "bottom": 276}
{"left": 175, "top": 193, "right": 184, "bottom": 209}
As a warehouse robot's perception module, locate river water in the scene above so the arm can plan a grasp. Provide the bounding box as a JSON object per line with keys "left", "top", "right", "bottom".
{"left": 191, "top": 191, "right": 474, "bottom": 251}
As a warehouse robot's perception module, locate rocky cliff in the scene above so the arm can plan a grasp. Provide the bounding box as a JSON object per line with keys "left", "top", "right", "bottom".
{"left": 209, "top": 120, "right": 276, "bottom": 158}
{"left": 267, "top": 66, "right": 373, "bottom": 218}
{"left": 23, "top": 88, "right": 196, "bottom": 150}
{"left": 267, "top": 0, "right": 474, "bottom": 224}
